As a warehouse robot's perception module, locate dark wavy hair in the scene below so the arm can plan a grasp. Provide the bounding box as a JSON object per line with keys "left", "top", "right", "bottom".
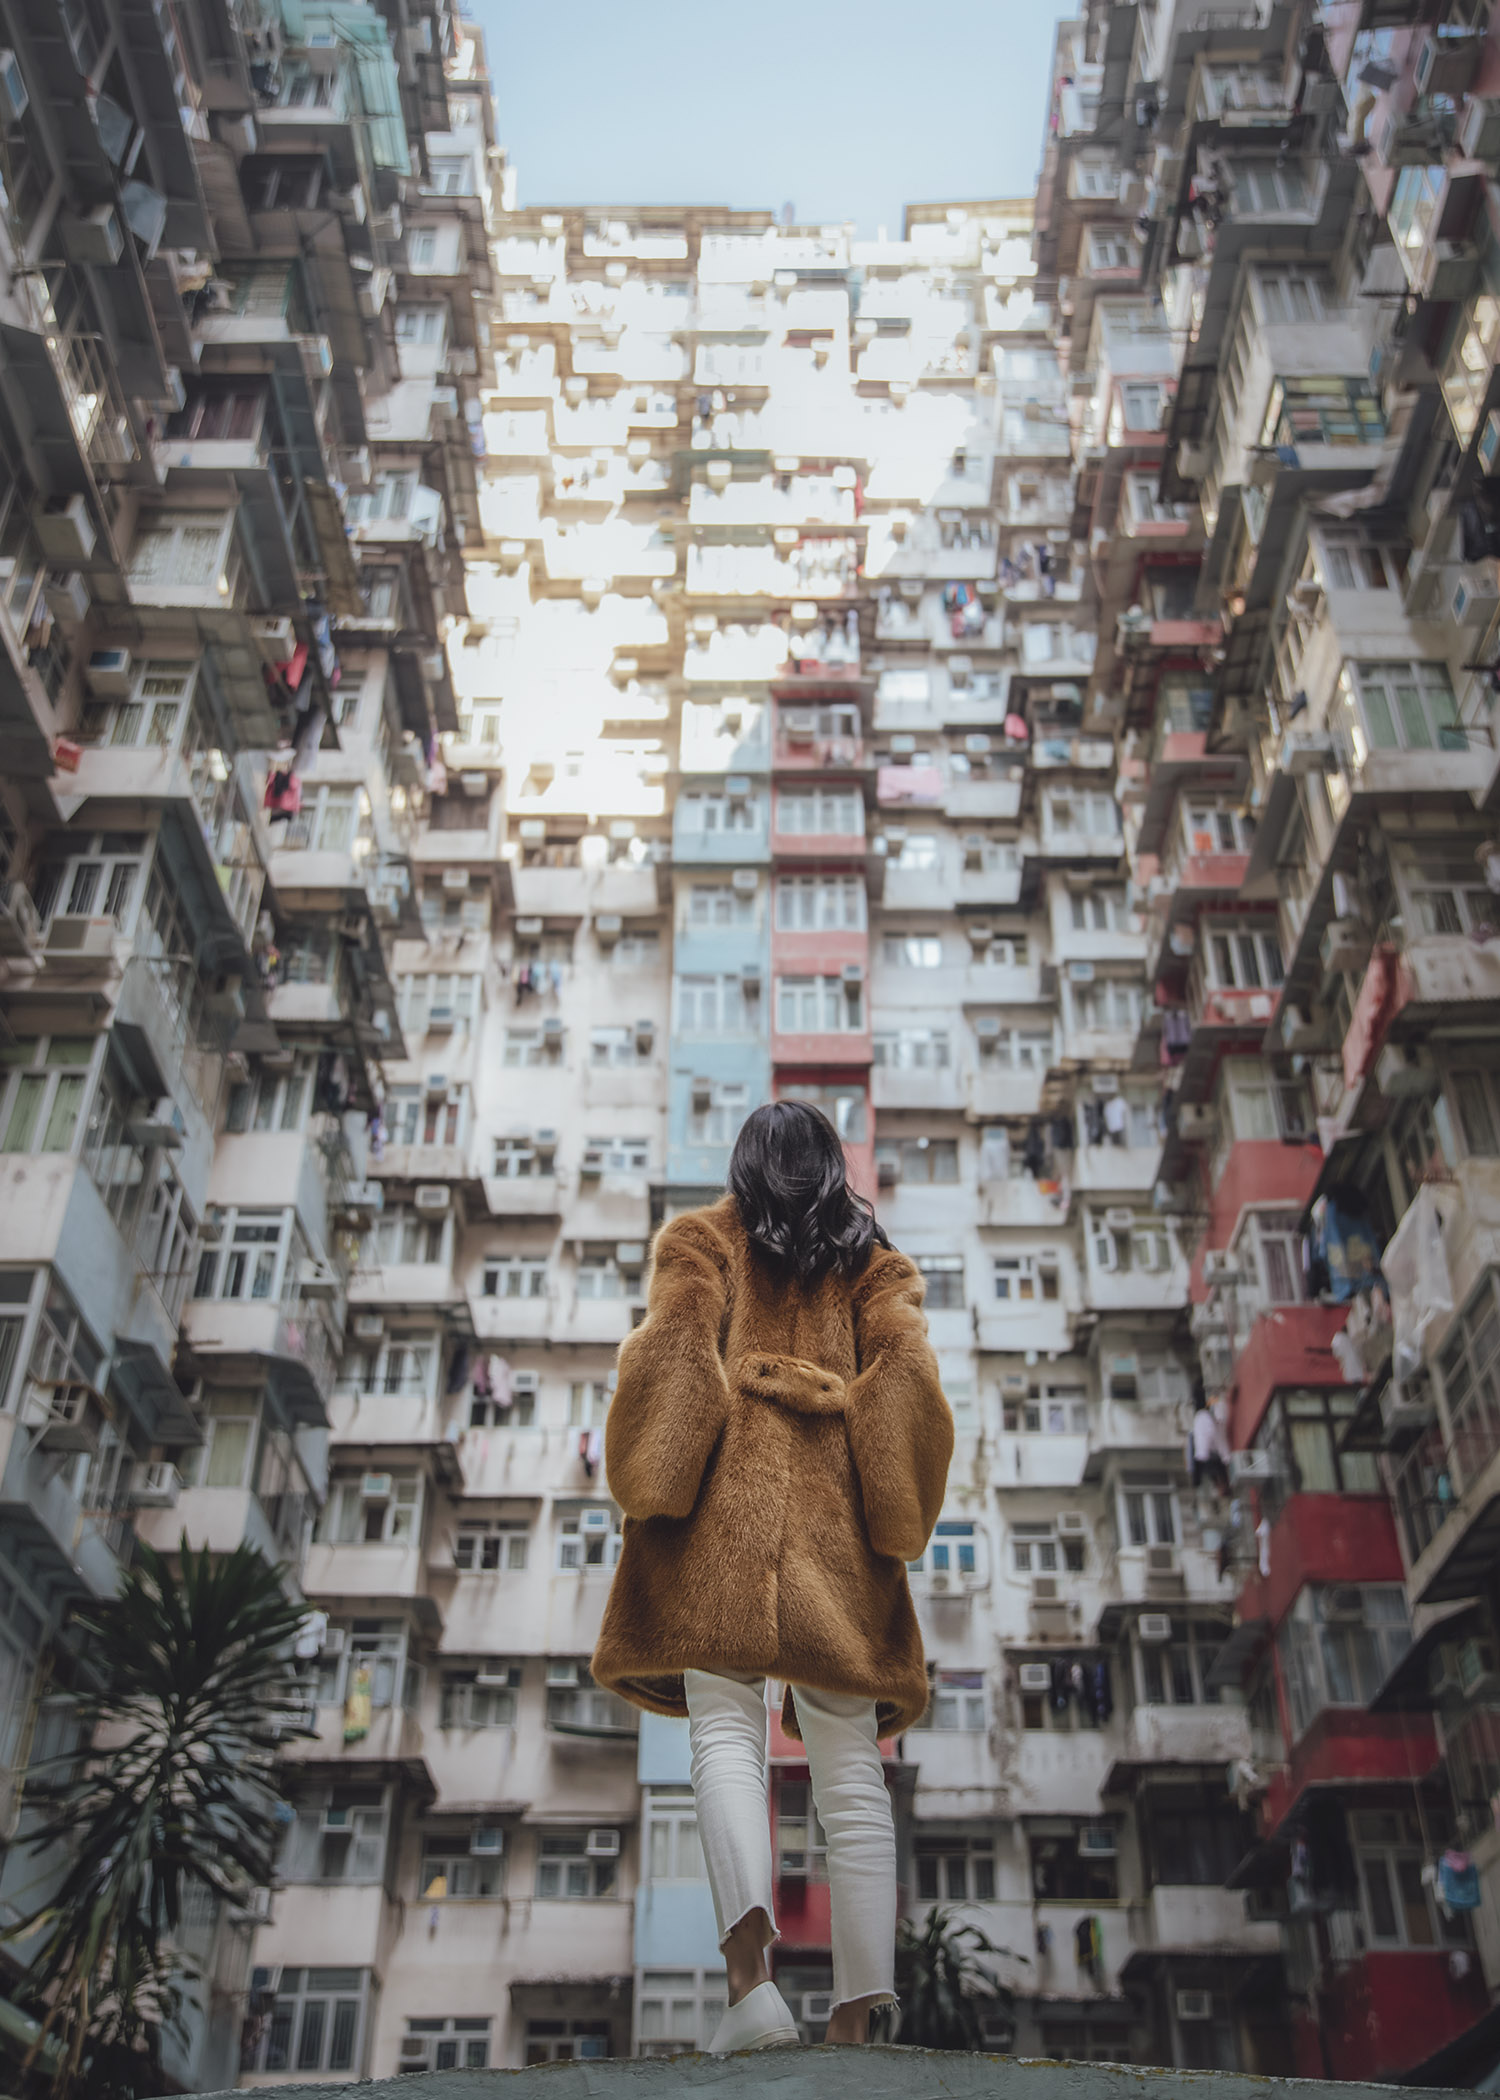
{"left": 727, "top": 1100, "right": 889, "bottom": 1286}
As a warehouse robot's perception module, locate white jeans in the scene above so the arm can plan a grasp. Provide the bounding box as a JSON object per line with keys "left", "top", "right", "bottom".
{"left": 683, "top": 1668, "right": 896, "bottom": 2011}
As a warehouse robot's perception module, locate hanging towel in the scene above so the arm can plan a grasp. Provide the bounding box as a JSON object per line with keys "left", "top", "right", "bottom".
{"left": 343, "top": 1664, "right": 372, "bottom": 1744}
{"left": 1092, "top": 1659, "right": 1113, "bottom": 1724}
{"left": 1440, "top": 1851, "right": 1481, "bottom": 1911}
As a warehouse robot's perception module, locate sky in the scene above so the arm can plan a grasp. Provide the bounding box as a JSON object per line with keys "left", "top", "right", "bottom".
{"left": 475, "top": 0, "right": 1078, "bottom": 236}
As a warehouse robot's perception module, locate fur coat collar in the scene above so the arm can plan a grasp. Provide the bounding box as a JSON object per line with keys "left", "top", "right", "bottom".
{"left": 591, "top": 1195, "right": 953, "bottom": 1736}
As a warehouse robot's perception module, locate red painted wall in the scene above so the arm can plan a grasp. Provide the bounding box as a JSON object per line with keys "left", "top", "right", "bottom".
{"left": 1191, "top": 1141, "right": 1324, "bottom": 1283}
{"left": 1292, "top": 1950, "right": 1488, "bottom": 2081}
{"left": 1258, "top": 1706, "right": 1441, "bottom": 1842}
{"left": 1236, "top": 1495, "right": 1406, "bottom": 1633}
{"left": 1227, "top": 1304, "right": 1350, "bottom": 1450}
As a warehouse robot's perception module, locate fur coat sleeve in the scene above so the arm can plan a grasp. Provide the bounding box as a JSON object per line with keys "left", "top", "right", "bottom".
{"left": 603, "top": 1213, "right": 731, "bottom": 1520}
{"left": 843, "top": 1248, "right": 953, "bottom": 1561}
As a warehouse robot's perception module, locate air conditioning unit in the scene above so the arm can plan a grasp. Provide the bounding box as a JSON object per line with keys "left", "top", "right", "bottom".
{"left": 541, "top": 1016, "right": 565, "bottom": 1044}
{"left": 1068, "top": 960, "right": 1096, "bottom": 983}
{"left": 1202, "top": 1251, "right": 1243, "bottom": 1287}
{"left": 131, "top": 1461, "right": 182, "bottom": 1507}
{"left": 617, "top": 1241, "right": 646, "bottom": 1269}
{"left": 230, "top": 1885, "right": 273, "bottom": 1924}
{"left": 1176, "top": 1989, "right": 1214, "bottom": 2023}
{"left": 1280, "top": 730, "right": 1336, "bottom": 777}
{"left": 1324, "top": 1585, "right": 1364, "bottom": 1622}
{"left": 534, "top": 1129, "right": 558, "bottom": 1156}
{"left": 36, "top": 1382, "right": 103, "bottom": 1456}
{"left": 469, "top": 1827, "right": 505, "bottom": 1857}
{"left": 352, "top": 1314, "right": 384, "bottom": 1341}
{"left": 1176, "top": 1103, "right": 1216, "bottom": 1143}
{"left": 594, "top": 913, "right": 622, "bottom": 944}
{"left": 965, "top": 733, "right": 992, "bottom": 756}
{"left": 1001, "top": 1373, "right": 1029, "bottom": 1399}
{"left": 44, "top": 570, "right": 91, "bottom": 627}
{"left": 1078, "top": 1824, "right": 1116, "bottom": 1858}
{"left": 300, "top": 1258, "right": 339, "bottom": 1299}
{"left": 585, "top": 1827, "right": 621, "bottom": 1857}
{"left": 963, "top": 835, "right": 986, "bottom": 869}
{"left": 1229, "top": 1449, "right": 1276, "bottom": 1483}
{"left": 741, "top": 962, "right": 762, "bottom": 993}
{"left": 841, "top": 962, "right": 864, "bottom": 986}
{"left": 1031, "top": 1575, "right": 1060, "bottom": 1602}
{"left": 1320, "top": 918, "right": 1370, "bottom": 977}
{"left": 343, "top": 1183, "right": 383, "bottom": 1222}
{"left": 1058, "top": 1511, "right": 1088, "bottom": 1538}
{"left": 929, "top": 1569, "right": 952, "bottom": 1592}
{"left": 1462, "top": 95, "right": 1500, "bottom": 163}
{"left": 1381, "top": 1369, "right": 1432, "bottom": 1439}
{"left": 1138, "top": 1614, "right": 1172, "bottom": 1643}
{"left": 547, "top": 1660, "right": 581, "bottom": 1686}
{"left": 1104, "top": 1207, "right": 1135, "bottom": 1230}
{"left": 731, "top": 868, "right": 758, "bottom": 893}
{"left": 974, "top": 1014, "right": 1002, "bottom": 1041}
{"left": 60, "top": 203, "right": 124, "bottom": 265}
{"left": 360, "top": 1473, "right": 393, "bottom": 1500}
{"left": 967, "top": 921, "right": 993, "bottom": 947}
{"left": 784, "top": 708, "right": 817, "bottom": 740}
{"left": 1414, "top": 27, "right": 1482, "bottom": 97}
{"left": 725, "top": 774, "right": 750, "bottom": 801}
{"left": 475, "top": 1665, "right": 516, "bottom": 1688}
{"left": 1018, "top": 1663, "right": 1053, "bottom": 1693}
{"left": 1376, "top": 1042, "right": 1439, "bottom": 1100}
{"left": 46, "top": 914, "right": 116, "bottom": 960}
{"left": 802, "top": 1993, "right": 834, "bottom": 2023}
{"left": 37, "top": 494, "right": 96, "bottom": 564}
{"left": 949, "top": 655, "right": 973, "bottom": 684}
{"left": 319, "top": 1627, "right": 347, "bottom": 1657}
{"left": 580, "top": 1145, "right": 604, "bottom": 1176}
{"left": 579, "top": 1508, "right": 612, "bottom": 1535}
{"left": 1145, "top": 1544, "right": 1179, "bottom": 1577}
{"left": 414, "top": 1184, "right": 449, "bottom": 1214}
{"left": 1280, "top": 1001, "right": 1323, "bottom": 1053}
{"left": 876, "top": 1157, "right": 900, "bottom": 1187}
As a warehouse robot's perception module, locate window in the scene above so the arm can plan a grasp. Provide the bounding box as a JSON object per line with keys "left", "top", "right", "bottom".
{"left": 1255, "top": 268, "right": 1327, "bottom": 324}
{"left": 398, "top": 972, "right": 480, "bottom": 1034}
{"left": 492, "top": 1135, "right": 545, "bottom": 1177}
{"left": 226, "top": 1053, "right": 316, "bottom": 1135}
{"left": 676, "top": 974, "right": 745, "bottom": 1033}
{"left": 915, "top": 1837, "right": 996, "bottom": 1902}
{"left": 240, "top": 1966, "right": 370, "bottom": 2077}
{"left": 183, "top": 1412, "right": 256, "bottom": 1491}
{"left": 1088, "top": 229, "right": 1133, "bottom": 271}
{"left": 0, "top": 1038, "right": 93, "bottom": 1156}
{"left": 882, "top": 934, "right": 944, "bottom": 967}
{"left": 978, "top": 1025, "right": 1054, "bottom": 1070}
{"left": 777, "top": 1083, "right": 866, "bottom": 1141}
{"left": 394, "top": 303, "right": 447, "bottom": 346}
{"left": 1349, "top": 662, "right": 1464, "bottom": 757}
{"left": 1070, "top": 889, "right": 1128, "bottom": 934}
{"left": 402, "top": 2016, "right": 491, "bottom": 2071}
{"left": 281, "top": 1789, "right": 389, "bottom": 1885}
{"left": 536, "top": 1832, "right": 618, "bottom": 1899}
{"left": 425, "top": 154, "right": 475, "bottom": 196}
{"left": 78, "top": 660, "right": 197, "bottom": 750}
{"left": 1253, "top": 1390, "right": 1381, "bottom": 1515}
{"left": 569, "top": 1381, "right": 610, "bottom": 1428}
{"left": 576, "top": 1250, "right": 624, "bottom": 1300}
{"left": 319, "top": 1472, "right": 422, "bottom": 1546}
{"left": 1137, "top": 1620, "right": 1223, "bottom": 1708}
{"left": 1277, "top": 1586, "right": 1411, "bottom": 1741}
{"left": 637, "top": 1971, "right": 725, "bottom": 2059}
{"left": 679, "top": 791, "right": 757, "bottom": 834}
{"left": 524, "top": 2019, "right": 611, "bottom": 2063}
{"left": 688, "top": 1080, "right": 749, "bottom": 1146}
{"left": 916, "top": 1668, "right": 986, "bottom": 1731}
{"left": 977, "top": 931, "right": 1027, "bottom": 965}
{"left": 32, "top": 831, "right": 145, "bottom": 931}
{"left": 556, "top": 1513, "right": 622, "bottom": 1571}
{"left": 1263, "top": 375, "right": 1385, "bottom": 450}
{"left": 1004, "top": 1386, "right": 1089, "bottom": 1434}
{"left": 992, "top": 1256, "right": 1059, "bottom": 1305}
{"left": 1207, "top": 925, "right": 1284, "bottom": 992}
{"left": 1182, "top": 801, "right": 1251, "bottom": 856}
{"left": 1145, "top": 1796, "right": 1245, "bottom": 1885}
{"left": 1121, "top": 381, "right": 1163, "bottom": 428}
{"left": 776, "top": 1779, "right": 827, "bottom": 1881}
{"left": 1354, "top": 1809, "right": 1469, "bottom": 1950}
{"left": 875, "top": 1138, "right": 958, "bottom": 1186}
{"left": 872, "top": 1028, "right": 950, "bottom": 1069}
{"left": 502, "top": 1030, "right": 551, "bottom": 1067}
{"left": 452, "top": 1510, "right": 530, "bottom": 1577}
{"left": 193, "top": 1207, "right": 292, "bottom": 1303}
{"left": 407, "top": 226, "right": 440, "bottom": 268}
{"left": 1089, "top": 1212, "right": 1173, "bottom": 1275}
{"left": 1074, "top": 158, "right": 1118, "bottom": 198}
{"left": 645, "top": 1791, "right": 706, "bottom": 1882}
{"left": 418, "top": 1832, "right": 504, "bottom": 1901}
{"left": 588, "top": 1027, "right": 645, "bottom": 1071}
{"left": 584, "top": 1135, "right": 649, "bottom": 1172}
{"left": 776, "top": 788, "right": 863, "bottom": 836}
{"left": 1072, "top": 980, "right": 1143, "bottom": 1033}
{"left": 1047, "top": 789, "right": 1117, "bottom": 840}
{"left": 1453, "top": 1070, "right": 1500, "bottom": 1159}
{"left": 1231, "top": 160, "right": 1311, "bottom": 214}
{"left": 910, "top": 1521, "right": 981, "bottom": 1580}
{"left": 686, "top": 881, "right": 755, "bottom": 928}
{"left": 287, "top": 783, "right": 372, "bottom": 856}
{"left": 1397, "top": 848, "right": 1495, "bottom": 938}
{"left": 482, "top": 1256, "right": 547, "bottom": 1299}
{"left": 776, "top": 975, "right": 863, "bottom": 1031}
{"left": 127, "top": 510, "right": 233, "bottom": 590}
{"left": 1245, "top": 1209, "right": 1306, "bottom": 1305}
{"left": 1317, "top": 534, "right": 1397, "bottom": 592}
{"left": 613, "top": 928, "right": 661, "bottom": 967}
{"left": 892, "top": 832, "right": 939, "bottom": 870}
{"left": 1120, "top": 1477, "right": 1179, "bottom": 1548}
{"left": 1029, "top": 1826, "right": 1118, "bottom": 1901}
{"left": 1010, "top": 1521, "right": 1084, "bottom": 1574}
{"left": 916, "top": 1256, "right": 965, "bottom": 1309}
{"left": 370, "top": 1207, "right": 444, "bottom": 1266}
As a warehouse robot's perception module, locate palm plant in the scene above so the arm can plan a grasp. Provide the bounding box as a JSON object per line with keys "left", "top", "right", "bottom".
{"left": 2, "top": 1540, "right": 312, "bottom": 2099}
{"left": 893, "top": 1905, "right": 1022, "bottom": 2052}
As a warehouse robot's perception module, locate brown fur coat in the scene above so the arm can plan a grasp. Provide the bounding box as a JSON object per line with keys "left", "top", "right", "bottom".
{"left": 591, "top": 1195, "right": 953, "bottom": 1736}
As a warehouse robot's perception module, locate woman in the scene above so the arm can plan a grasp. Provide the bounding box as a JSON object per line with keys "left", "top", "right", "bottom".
{"left": 592, "top": 1101, "right": 953, "bottom": 2053}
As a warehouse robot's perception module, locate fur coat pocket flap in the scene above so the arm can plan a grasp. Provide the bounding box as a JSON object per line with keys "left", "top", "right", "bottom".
{"left": 734, "top": 1352, "right": 847, "bottom": 1415}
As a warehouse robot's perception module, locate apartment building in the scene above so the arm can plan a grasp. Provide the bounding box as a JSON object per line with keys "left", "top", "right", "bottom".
{"left": 4, "top": 0, "right": 1500, "bottom": 2086}
{"left": 0, "top": 0, "right": 482, "bottom": 2083}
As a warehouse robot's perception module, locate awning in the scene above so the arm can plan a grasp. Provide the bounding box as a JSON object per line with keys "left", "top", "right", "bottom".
{"left": 1370, "top": 1602, "right": 1485, "bottom": 1714}
{"left": 0, "top": 323, "right": 90, "bottom": 498}
{"left": 1205, "top": 1616, "right": 1271, "bottom": 1692}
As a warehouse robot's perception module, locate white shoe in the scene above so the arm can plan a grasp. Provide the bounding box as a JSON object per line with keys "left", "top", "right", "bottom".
{"left": 708, "top": 1981, "right": 800, "bottom": 2055}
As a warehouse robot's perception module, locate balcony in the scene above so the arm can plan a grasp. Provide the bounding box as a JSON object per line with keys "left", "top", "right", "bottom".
{"left": 966, "top": 1067, "right": 1045, "bottom": 1120}
{"left": 300, "top": 1537, "right": 430, "bottom": 1605}
{"left": 135, "top": 1483, "right": 310, "bottom": 1569}
{"left": 178, "top": 1294, "right": 339, "bottom": 1423}
{"left": 1111, "top": 1702, "right": 1251, "bottom": 1777}
{"left": 1137, "top": 1883, "right": 1278, "bottom": 1959}
{"left": 0, "top": 1389, "right": 129, "bottom": 1603}
{"left": 944, "top": 775, "right": 1023, "bottom": 823}
{"left": 277, "top": 1700, "right": 425, "bottom": 1769}
{"left": 327, "top": 1388, "right": 446, "bottom": 1448}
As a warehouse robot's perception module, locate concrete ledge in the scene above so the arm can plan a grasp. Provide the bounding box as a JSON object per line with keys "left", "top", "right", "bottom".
{"left": 207, "top": 2044, "right": 1460, "bottom": 2098}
